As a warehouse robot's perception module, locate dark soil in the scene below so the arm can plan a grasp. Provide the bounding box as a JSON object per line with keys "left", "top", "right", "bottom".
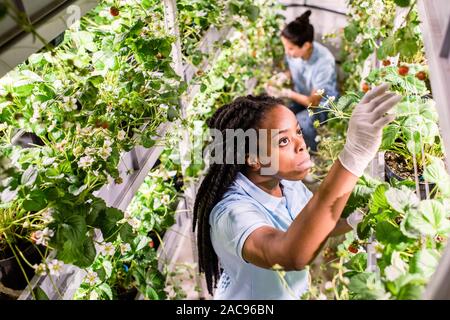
{"left": 385, "top": 151, "right": 423, "bottom": 180}
{"left": 0, "top": 243, "right": 43, "bottom": 297}
{"left": 117, "top": 286, "right": 138, "bottom": 300}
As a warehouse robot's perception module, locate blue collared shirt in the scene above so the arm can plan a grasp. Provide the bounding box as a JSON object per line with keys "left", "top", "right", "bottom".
{"left": 285, "top": 41, "right": 339, "bottom": 101}
{"left": 209, "top": 172, "right": 313, "bottom": 300}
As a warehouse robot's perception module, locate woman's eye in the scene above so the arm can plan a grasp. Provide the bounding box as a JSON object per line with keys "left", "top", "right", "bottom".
{"left": 297, "top": 129, "right": 303, "bottom": 136}
{"left": 279, "top": 137, "right": 289, "bottom": 146}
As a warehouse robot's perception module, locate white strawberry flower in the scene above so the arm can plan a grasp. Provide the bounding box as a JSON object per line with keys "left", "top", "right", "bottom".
{"left": 42, "top": 208, "right": 54, "bottom": 223}
{"left": 32, "top": 227, "right": 54, "bottom": 246}
{"left": 161, "top": 194, "right": 171, "bottom": 206}
{"left": 123, "top": 210, "right": 132, "bottom": 220}
{"left": 103, "top": 139, "right": 113, "bottom": 148}
{"left": 80, "top": 126, "right": 94, "bottom": 136}
{"left": 84, "top": 270, "right": 99, "bottom": 286}
{"left": 48, "top": 259, "right": 64, "bottom": 276}
{"left": 78, "top": 155, "right": 94, "bottom": 169}
{"left": 120, "top": 243, "right": 131, "bottom": 255}
{"left": 100, "top": 242, "right": 115, "bottom": 256}
{"left": 62, "top": 96, "right": 77, "bottom": 111}
{"left": 99, "top": 145, "right": 112, "bottom": 160}
{"left": 324, "top": 281, "right": 333, "bottom": 291}
{"left": 53, "top": 80, "right": 63, "bottom": 89}
{"left": 117, "top": 130, "right": 126, "bottom": 141}
{"left": 43, "top": 227, "right": 54, "bottom": 237}
{"left": 84, "top": 147, "right": 96, "bottom": 156}
{"left": 127, "top": 217, "right": 141, "bottom": 231}
{"left": 33, "top": 263, "right": 47, "bottom": 276}
{"left": 315, "top": 89, "right": 325, "bottom": 96}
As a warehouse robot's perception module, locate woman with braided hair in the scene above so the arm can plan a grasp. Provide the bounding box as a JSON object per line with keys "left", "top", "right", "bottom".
{"left": 193, "top": 84, "right": 400, "bottom": 299}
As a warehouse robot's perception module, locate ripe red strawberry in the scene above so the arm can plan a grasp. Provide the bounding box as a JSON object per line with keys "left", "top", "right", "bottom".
{"left": 148, "top": 240, "right": 154, "bottom": 248}
{"left": 415, "top": 71, "right": 426, "bottom": 81}
{"left": 382, "top": 59, "right": 391, "bottom": 66}
{"left": 398, "top": 65, "right": 409, "bottom": 76}
{"left": 110, "top": 6, "right": 119, "bottom": 17}
{"left": 362, "top": 83, "right": 370, "bottom": 93}
{"left": 348, "top": 244, "right": 358, "bottom": 254}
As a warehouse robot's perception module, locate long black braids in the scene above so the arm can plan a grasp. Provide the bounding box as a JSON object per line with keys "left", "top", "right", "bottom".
{"left": 193, "top": 94, "right": 283, "bottom": 295}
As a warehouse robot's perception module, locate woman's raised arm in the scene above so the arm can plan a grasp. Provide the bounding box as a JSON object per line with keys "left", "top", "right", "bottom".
{"left": 242, "top": 84, "right": 401, "bottom": 270}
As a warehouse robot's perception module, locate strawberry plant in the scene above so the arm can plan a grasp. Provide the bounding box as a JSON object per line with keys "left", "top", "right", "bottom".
{"left": 334, "top": 0, "right": 423, "bottom": 92}
{"left": 0, "top": 0, "right": 185, "bottom": 297}
{"left": 177, "top": 0, "right": 228, "bottom": 64}
{"left": 333, "top": 162, "right": 450, "bottom": 299}
{"left": 74, "top": 160, "right": 180, "bottom": 300}
{"left": 74, "top": 234, "right": 166, "bottom": 300}
{"left": 307, "top": 0, "right": 449, "bottom": 300}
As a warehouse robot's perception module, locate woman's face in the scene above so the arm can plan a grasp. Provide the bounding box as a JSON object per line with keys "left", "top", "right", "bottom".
{"left": 255, "top": 105, "right": 312, "bottom": 181}
{"left": 281, "top": 36, "right": 310, "bottom": 59}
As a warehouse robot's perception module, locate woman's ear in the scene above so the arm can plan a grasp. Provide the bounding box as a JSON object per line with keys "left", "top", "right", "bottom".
{"left": 302, "top": 41, "right": 312, "bottom": 51}
{"left": 246, "top": 154, "right": 261, "bottom": 171}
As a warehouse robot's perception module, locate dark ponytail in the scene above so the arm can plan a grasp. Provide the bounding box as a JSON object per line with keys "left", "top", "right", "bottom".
{"left": 193, "top": 95, "right": 283, "bottom": 295}
{"left": 281, "top": 10, "right": 314, "bottom": 47}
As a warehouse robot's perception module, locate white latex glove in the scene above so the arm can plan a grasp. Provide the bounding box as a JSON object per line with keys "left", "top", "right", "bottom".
{"left": 270, "top": 72, "right": 290, "bottom": 86}
{"left": 346, "top": 210, "right": 364, "bottom": 230}
{"left": 266, "top": 85, "right": 293, "bottom": 99}
{"left": 338, "top": 83, "right": 401, "bottom": 177}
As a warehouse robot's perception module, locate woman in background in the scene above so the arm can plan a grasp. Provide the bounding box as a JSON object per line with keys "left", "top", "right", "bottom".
{"left": 266, "top": 10, "right": 339, "bottom": 152}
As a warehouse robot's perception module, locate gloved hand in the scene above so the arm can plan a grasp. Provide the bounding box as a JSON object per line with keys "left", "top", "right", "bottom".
{"left": 270, "top": 72, "right": 290, "bottom": 86}
{"left": 338, "top": 83, "right": 401, "bottom": 177}
{"left": 346, "top": 210, "right": 364, "bottom": 230}
{"left": 265, "top": 85, "right": 294, "bottom": 99}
